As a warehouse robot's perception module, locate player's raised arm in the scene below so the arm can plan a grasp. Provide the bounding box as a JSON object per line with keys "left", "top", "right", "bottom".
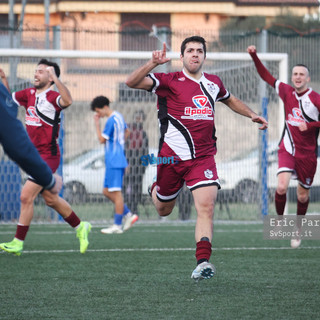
{"left": 46, "top": 66, "right": 73, "bottom": 108}
{"left": 222, "top": 94, "right": 268, "bottom": 130}
{"left": 126, "top": 42, "right": 171, "bottom": 91}
{"left": 247, "top": 45, "right": 277, "bottom": 87}
{"left": 0, "top": 67, "right": 10, "bottom": 93}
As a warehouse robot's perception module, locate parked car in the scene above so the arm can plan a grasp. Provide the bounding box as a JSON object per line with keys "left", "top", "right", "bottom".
{"left": 216, "top": 142, "right": 320, "bottom": 203}
{"left": 63, "top": 147, "right": 157, "bottom": 204}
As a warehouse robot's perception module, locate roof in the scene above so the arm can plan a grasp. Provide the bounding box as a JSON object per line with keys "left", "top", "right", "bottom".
{"left": 236, "top": 0, "right": 319, "bottom": 6}
{"left": 1, "top": 0, "right": 319, "bottom": 5}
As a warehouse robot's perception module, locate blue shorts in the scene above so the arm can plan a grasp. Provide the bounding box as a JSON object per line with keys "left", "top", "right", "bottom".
{"left": 104, "top": 167, "right": 125, "bottom": 191}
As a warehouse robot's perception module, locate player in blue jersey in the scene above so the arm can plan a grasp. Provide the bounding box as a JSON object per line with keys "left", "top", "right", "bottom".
{"left": 91, "top": 96, "right": 138, "bottom": 233}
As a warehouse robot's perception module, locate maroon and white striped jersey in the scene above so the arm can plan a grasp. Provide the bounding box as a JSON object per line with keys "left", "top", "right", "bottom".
{"left": 276, "top": 81, "right": 320, "bottom": 157}
{"left": 12, "top": 88, "right": 62, "bottom": 157}
{"left": 149, "top": 69, "right": 230, "bottom": 160}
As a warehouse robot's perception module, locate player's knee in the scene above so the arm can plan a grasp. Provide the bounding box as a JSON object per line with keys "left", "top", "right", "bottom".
{"left": 43, "top": 194, "right": 58, "bottom": 207}
{"left": 297, "top": 193, "right": 309, "bottom": 203}
{"left": 20, "top": 193, "right": 34, "bottom": 206}
{"left": 276, "top": 185, "right": 287, "bottom": 195}
{"left": 155, "top": 200, "right": 175, "bottom": 217}
{"left": 157, "top": 207, "right": 172, "bottom": 217}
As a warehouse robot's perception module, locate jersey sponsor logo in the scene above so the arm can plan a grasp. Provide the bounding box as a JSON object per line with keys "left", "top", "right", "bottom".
{"left": 182, "top": 95, "right": 213, "bottom": 120}
{"left": 192, "top": 95, "right": 208, "bottom": 108}
{"left": 288, "top": 107, "right": 305, "bottom": 126}
{"left": 25, "top": 106, "right": 41, "bottom": 126}
{"left": 178, "top": 77, "right": 185, "bottom": 81}
{"left": 204, "top": 169, "right": 213, "bottom": 179}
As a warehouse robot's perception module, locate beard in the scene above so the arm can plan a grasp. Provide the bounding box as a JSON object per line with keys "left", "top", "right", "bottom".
{"left": 34, "top": 81, "right": 46, "bottom": 89}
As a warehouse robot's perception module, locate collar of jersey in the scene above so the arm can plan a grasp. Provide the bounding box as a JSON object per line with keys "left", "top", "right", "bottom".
{"left": 35, "top": 87, "right": 51, "bottom": 97}
{"left": 182, "top": 68, "right": 204, "bottom": 83}
{"left": 294, "top": 87, "right": 312, "bottom": 100}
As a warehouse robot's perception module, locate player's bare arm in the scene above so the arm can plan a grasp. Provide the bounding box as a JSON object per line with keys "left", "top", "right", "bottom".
{"left": 126, "top": 42, "right": 171, "bottom": 90}
{"left": 125, "top": 128, "right": 130, "bottom": 140}
{"left": 223, "top": 94, "right": 268, "bottom": 130}
{"left": 93, "top": 113, "right": 106, "bottom": 144}
{"left": 46, "top": 66, "right": 73, "bottom": 108}
{"left": 0, "top": 67, "right": 10, "bottom": 92}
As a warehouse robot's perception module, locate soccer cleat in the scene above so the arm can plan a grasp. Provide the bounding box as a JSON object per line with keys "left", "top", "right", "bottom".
{"left": 101, "top": 224, "right": 123, "bottom": 234}
{"left": 191, "top": 261, "right": 216, "bottom": 282}
{"left": 291, "top": 226, "right": 301, "bottom": 249}
{"left": 0, "top": 238, "right": 24, "bottom": 256}
{"left": 291, "top": 238, "right": 301, "bottom": 249}
{"left": 76, "top": 221, "right": 92, "bottom": 254}
{"left": 123, "top": 213, "right": 139, "bottom": 231}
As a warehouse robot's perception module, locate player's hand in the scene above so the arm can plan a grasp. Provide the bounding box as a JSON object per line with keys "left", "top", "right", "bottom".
{"left": 0, "top": 67, "right": 6, "bottom": 79}
{"left": 152, "top": 42, "right": 171, "bottom": 65}
{"left": 247, "top": 45, "right": 257, "bottom": 54}
{"left": 298, "top": 122, "right": 308, "bottom": 132}
{"left": 94, "top": 113, "right": 101, "bottom": 121}
{"left": 46, "top": 66, "right": 57, "bottom": 78}
{"left": 50, "top": 173, "right": 63, "bottom": 194}
{"left": 251, "top": 115, "right": 268, "bottom": 130}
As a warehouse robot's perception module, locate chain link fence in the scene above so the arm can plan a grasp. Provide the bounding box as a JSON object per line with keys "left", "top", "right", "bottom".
{"left": 0, "top": 26, "right": 320, "bottom": 222}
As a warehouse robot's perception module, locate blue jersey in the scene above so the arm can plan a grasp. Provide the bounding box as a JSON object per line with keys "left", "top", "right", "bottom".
{"left": 102, "top": 111, "right": 128, "bottom": 168}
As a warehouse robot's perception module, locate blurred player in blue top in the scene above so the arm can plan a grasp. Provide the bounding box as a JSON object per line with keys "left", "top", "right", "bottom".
{"left": 91, "top": 96, "right": 138, "bottom": 233}
{"left": 0, "top": 82, "right": 62, "bottom": 193}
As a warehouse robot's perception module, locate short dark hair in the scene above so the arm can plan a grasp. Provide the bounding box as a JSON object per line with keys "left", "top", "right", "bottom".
{"left": 293, "top": 64, "right": 310, "bottom": 74}
{"left": 38, "top": 59, "right": 60, "bottom": 85}
{"left": 180, "top": 36, "right": 206, "bottom": 57}
{"left": 90, "top": 95, "right": 110, "bottom": 111}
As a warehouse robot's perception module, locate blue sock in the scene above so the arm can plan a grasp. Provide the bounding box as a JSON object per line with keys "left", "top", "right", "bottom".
{"left": 114, "top": 213, "right": 123, "bottom": 225}
{"left": 123, "top": 204, "right": 131, "bottom": 216}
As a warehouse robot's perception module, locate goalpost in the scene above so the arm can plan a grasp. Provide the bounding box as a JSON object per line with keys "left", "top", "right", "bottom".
{"left": 0, "top": 48, "right": 288, "bottom": 222}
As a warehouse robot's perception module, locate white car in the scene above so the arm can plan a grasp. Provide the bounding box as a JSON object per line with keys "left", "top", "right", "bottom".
{"left": 216, "top": 142, "right": 320, "bottom": 203}
{"left": 63, "top": 147, "right": 157, "bottom": 204}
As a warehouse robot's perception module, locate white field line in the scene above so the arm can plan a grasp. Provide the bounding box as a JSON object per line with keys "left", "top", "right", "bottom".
{"left": 0, "top": 229, "right": 264, "bottom": 235}
{"left": 1, "top": 246, "right": 320, "bottom": 255}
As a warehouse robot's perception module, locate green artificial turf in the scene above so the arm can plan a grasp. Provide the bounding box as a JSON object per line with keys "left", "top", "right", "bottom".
{"left": 0, "top": 223, "right": 319, "bottom": 320}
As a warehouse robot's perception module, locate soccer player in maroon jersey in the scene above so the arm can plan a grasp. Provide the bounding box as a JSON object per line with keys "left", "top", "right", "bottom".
{"left": 126, "top": 36, "right": 268, "bottom": 281}
{"left": 0, "top": 60, "right": 91, "bottom": 256}
{"left": 247, "top": 45, "right": 320, "bottom": 248}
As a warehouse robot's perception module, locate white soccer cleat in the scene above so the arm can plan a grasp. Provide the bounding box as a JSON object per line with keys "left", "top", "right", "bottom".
{"left": 101, "top": 224, "right": 123, "bottom": 234}
{"left": 123, "top": 213, "right": 139, "bottom": 231}
{"left": 191, "top": 261, "right": 216, "bottom": 282}
{"left": 291, "top": 238, "right": 301, "bottom": 249}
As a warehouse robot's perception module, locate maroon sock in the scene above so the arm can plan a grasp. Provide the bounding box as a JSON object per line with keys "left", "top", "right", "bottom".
{"left": 195, "top": 240, "right": 212, "bottom": 265}
{"left": 296, "top": 198, "right": 309, "bottom": 229}
{"left": 15, "top": 224, "right": 29, "bottom": 241}
{"left": 297, "top": 198, "right": 309, "bottom": 216}
{"left": 64, "top": 211, "right": 81, "bottom": 228}
{"left": 275, "top": 191, "right": 286, "bottom": 215}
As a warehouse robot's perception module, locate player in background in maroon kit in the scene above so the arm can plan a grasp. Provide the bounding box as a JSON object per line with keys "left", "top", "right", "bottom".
{"left": 126, "top": 36, "right": 268, "bottom": 281}
{"left": 247, "top": 45, "right": 320, "bottom": 248}
{"left": 0, "top": 60, "right": 91, "bottom": 256}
